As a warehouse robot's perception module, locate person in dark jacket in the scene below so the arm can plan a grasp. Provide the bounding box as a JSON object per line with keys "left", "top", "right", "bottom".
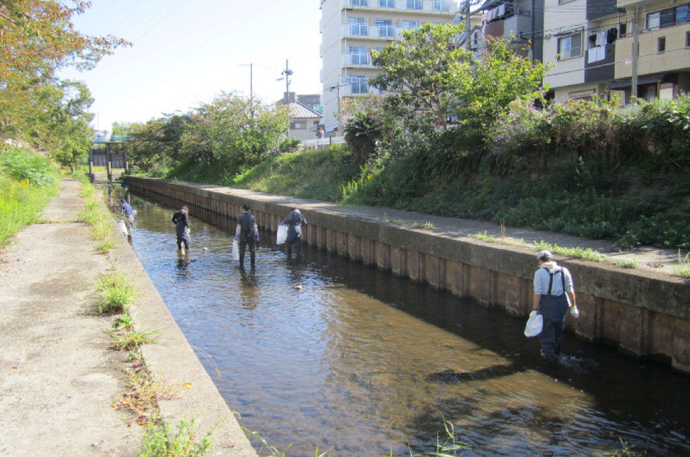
{"left": 282, "top": 207, "right": 307, "bottom": 258}
{"left": 235, "top": 204, "right": 259, "bottom": 268}
{"left": 171, "top": 206, "right": 190, "bottom": 251}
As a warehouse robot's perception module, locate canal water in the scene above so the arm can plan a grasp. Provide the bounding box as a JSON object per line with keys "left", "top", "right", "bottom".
{"left": 118, "top": 189, "right": 690, "bottom": 457}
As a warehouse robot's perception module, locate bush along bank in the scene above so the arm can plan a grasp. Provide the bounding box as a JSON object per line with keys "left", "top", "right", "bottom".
{"left": 0, "top": 149, "right": 60, "bottom": 246}
{"left": 145, "top": 96, "right": 690, "bottom": 253}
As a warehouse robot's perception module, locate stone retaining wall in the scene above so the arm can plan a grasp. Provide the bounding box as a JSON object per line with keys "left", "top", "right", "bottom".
{"left": 126, "top": 177, "right": 690, "bottom": 374}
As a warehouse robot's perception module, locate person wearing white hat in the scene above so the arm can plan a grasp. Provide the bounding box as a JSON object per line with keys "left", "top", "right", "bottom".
{"left": 533, "top": 250, "right": 578, "bottom": 367}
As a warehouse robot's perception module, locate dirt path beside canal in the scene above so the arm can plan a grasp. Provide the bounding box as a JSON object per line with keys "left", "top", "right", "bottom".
{"left": 0, "top": 179, "right": 256, "bottom": 457}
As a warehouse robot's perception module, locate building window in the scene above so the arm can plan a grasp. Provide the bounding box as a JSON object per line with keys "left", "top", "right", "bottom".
{"left": 351, "top": 0, "right": 368, "bottom": 6}
{"left": 687, "top": 31, "right": 690, "bottom": 47}
{"left": 376, "top": 19, "right": 396, "bottom": 38}
{"left": 433, "top": 0, "right": 446, "bottom": 11}
{"left": 647, "top": 5, "right": 690, "bottom": 29}
{"left": 290, "top": 121, "right": 306, "bottom": 130}
{"left": 349, "top": 46, "right": 368, "bottom": 65}
{"left": 407, "top": 0, "right": 422, "bottom": 10}
{"left": 658, "top": 36, "right": 666, "bottom": 52}
{"left": 646, "top": 11, "right": 660, "bottom": 30}
{"left": 402, "top": 20, "right": 419, "bottom": 30}
{"left": 350, "top": 76, "right": 368, "bottom": 94}
{"left": 660, "top": 8, "right": 676, "bottom": 27}
{"left": 379, "top": 0, "right": 395, "bottom": 7}
{"left": 557, "top": 33, "right": 582, "bottom": 60}
{"left": 349, "top": 18, "right": 368, "bottom": 36}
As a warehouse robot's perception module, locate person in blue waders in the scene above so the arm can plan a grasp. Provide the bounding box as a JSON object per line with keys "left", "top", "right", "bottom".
{"left": 533, "top": 250, "right": 578, "bottom": 367}
{"left": 281, "top": 207, "right": 307, "bottom": 259}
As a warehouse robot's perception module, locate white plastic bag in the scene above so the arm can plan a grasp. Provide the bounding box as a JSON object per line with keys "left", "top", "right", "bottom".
{"left": 117, "top": 219, "right": 128, "bottom": 236}
{"left": 524, "top": 311, "right": 543, "bottom": 337}
{"left": 276, "top": 224, "right": 287, "bottom": 245}
{"left": 232, "top": 238, "right": 240, "bottom": 261}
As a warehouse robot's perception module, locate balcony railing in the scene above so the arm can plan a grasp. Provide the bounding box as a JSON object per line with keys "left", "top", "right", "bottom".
{"left": 342, "top": 23, "right": 406, "bottom": 39}
{"left": 342, "top": 0, "right": 458, "bottom": 14}
{"left": 343, "top": 53, "right": 374, "bottom": 66}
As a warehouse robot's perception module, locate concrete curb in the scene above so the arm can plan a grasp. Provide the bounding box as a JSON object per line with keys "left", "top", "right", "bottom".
{"left": 106, "top": 208, "right": 257, "bottom": 456}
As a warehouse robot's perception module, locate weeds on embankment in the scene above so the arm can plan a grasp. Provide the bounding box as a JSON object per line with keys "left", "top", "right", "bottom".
{"left": 0, "top": 149, "right": 59, "bottom": 246}
{"left": 674, "top": 251, "right": 690, "bottom": 278}
{"left": 77, "top": 180, "right": 118, "bottom": 253}
{"left": 93, "top": 265, "right": 210, "bottom": 455}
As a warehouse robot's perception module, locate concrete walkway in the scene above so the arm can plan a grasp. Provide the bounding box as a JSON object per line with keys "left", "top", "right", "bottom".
{"left": 0, "top": 179, "right": 256, "bottom": 457}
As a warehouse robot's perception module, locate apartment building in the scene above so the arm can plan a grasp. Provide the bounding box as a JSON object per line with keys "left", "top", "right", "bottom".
{"left": 543, "top": 0, "right": 620, "bottom": 102}
{"left": 542, "top": 0, "right": 690, "bottom": 103}
{"left": 319, "top": 0, "right": 460, "bottom": 132}
{"left": 476, "top": 0, "right": 545, "bottom": 61}
{"left": 613, "top": 0, "right": 690, "bottom": 103}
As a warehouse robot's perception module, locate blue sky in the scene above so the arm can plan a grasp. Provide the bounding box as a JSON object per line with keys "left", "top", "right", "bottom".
{"left": 60, "top": 0, "right": 323, "bottom": 132}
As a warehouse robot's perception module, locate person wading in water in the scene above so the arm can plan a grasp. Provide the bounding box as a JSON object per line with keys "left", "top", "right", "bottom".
{"left": 235, "top": 204, "right": 259, "bottom": 268}
{"left": 533, "top": 250, "right": 578, "bottom": 367}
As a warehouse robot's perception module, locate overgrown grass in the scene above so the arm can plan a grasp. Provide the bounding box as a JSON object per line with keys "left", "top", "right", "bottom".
{"left": 112, "top": 356, "right": 176, "bottom": 427}
{"left": 228, "top": 147, "right": 361, "bottom": 202}
{"left": 139, "top": 418, "right": 212, "bottom": 457}
{"left": 0, "top": 149, "right": 59, "bottom": 246}
{"left": 608, "top": 258, "right": 640, "bottom": 269}
{"left": 78, "top": 181, "right": 118, "bottom": 253}
{"left": 96, "top": 271, "right": 139, "bottom": 314}
{"left": 413, "top": 221, "right": 435, "bottom": 230}
{"left": 674, "top": 250, "right": 690, "bottom": 278}
{"left": 471, "top": 231, "right": 498, "bottom": 243}
{"left": 383, "top": 213, "right": 403, "bottom": 225}
{"left": 534, "top": 240, "right": 606, "bottom": 262}
{"left": 109, "top": 326, "right": 160, "bottom": 351}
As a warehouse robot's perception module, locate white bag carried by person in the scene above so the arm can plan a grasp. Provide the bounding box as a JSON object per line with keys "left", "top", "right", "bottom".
{"left": 524, "top": 311, "right": 543, "bottom": 337}
{"left": 276, "top": 224, "right": 287, "bottom": 245}
{"left": 232, "top": 238, "right": 240, "bottom": 261}
{"left": 117, "top": 219, "right": 128, "bottom": 236}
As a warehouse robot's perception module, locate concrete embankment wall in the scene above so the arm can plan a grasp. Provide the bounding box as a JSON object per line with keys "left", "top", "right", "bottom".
{"left": 126, "top": 177, "right": 690, "bottom": 374}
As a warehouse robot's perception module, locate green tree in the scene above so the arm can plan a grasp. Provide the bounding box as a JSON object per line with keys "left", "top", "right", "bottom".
{"left": 180, "top": 93, "right": 289, "bottom": 170}
{"left": 36, "top": 80, "right": 95, "bottom": 170}
{"left": 371, "top": 23, "right": 471, "bottom": 130}
{"left": 0, "top": 0, "right": 129, "bottom": 149}
{"left": 455, "top": 36, "right": 548, "bottom": 130}
{"left": 126, "top": 113, "right": 195, "bottom": 174}
{"left": 371, "top": 23, "right": 547, "bottom": 133}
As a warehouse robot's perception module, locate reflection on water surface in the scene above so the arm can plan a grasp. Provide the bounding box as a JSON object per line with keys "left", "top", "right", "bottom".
{"left": 121, "top": 190, "right": 690, "bottom": 457}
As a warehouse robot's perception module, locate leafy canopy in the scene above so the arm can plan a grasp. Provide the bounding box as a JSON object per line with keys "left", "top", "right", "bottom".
{"left": 0, "top": 0, "right": 130, "bottom": 155}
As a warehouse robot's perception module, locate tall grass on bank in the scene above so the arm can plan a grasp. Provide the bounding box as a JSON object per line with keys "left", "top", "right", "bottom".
{"left": 77, "top": 181, "right": 118, "bottom": 253}
{"left": 0, "top": 150, "right": 59, "bottom": 246}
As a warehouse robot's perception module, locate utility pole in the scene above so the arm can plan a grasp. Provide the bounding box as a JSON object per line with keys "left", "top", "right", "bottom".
{"left": 240, "top": 63, "right": 254, "bottom": 117}
{"left": 631, "top": 6, "right": 640, "bottom": 99}
{"left": 465, "top": 0, "right": 471, "bottom": 50}
{"left": 281, "top": 59, "right": 293, "bottom": 103}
